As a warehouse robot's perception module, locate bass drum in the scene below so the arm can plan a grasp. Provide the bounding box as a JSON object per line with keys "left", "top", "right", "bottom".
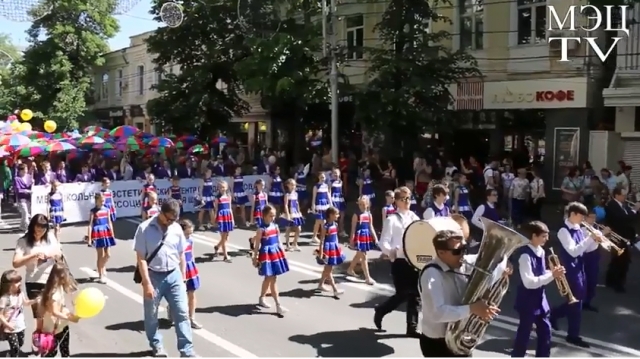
{"left": 402, "top": 217, "right": 467, "bottom": 270}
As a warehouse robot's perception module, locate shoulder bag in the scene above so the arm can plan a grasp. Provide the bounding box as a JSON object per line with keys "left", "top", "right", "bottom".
{"left": 133, "top": 236, "right": 166, "bottom": 284}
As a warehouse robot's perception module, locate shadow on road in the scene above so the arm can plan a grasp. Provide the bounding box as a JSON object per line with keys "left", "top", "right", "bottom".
{"left": 289, "top": 327, "right": 402, "bottom": 357}
{"left": 71, "top": 350, "right": 153, "bottom": 357}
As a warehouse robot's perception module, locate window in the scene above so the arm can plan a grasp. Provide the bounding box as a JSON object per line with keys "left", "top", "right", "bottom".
{"left": 101, "top": 73, "right": 108, "bottom": 100}
{"left": 137, "top": 65, "right": 145, "bottom": 95}
{"left": 346, "top": 15, "right": 364, "bottom": 60}
{"left": 517, "top": 0, "right": 546, "bottom": 45}
{"left": 459, "top": 0, "right": 483, "bottom": 50}
{"left": 116, "top": 69, "right": 123, "bottom": 97}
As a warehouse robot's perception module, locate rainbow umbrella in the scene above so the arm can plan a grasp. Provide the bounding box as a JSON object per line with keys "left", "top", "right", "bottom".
{"left": 15, "top": 142, "right": 45, "bottom": 157}
{"left": 178, "top": 135, "right": 197, "bottom": 143}
{"left": 175, "top": 141, "right": 188, "bottom": 149}
{"left": 0, "top": 145, "right": 9, "bottom": 158}
{"left": 67, "top": 150, "right": 88, "bottom": 161}
{"left": 116, "top": 137, "right": 144, "bottom": 148}
{"left": 79, "top": 136, "right": 105, "bottom": 145}
{"left": 45, "top": 141, "right": 76, "bottom": 153}
{"left": 188, "top": 144, "right": 209, "bottom": 154}
{"left": 47, "top": 133, "right": 70, "bottom": 140}
{"left": 148, "top": 137, "right": 174, "bottom": 147}
{"left": 103, "top": 150, "right": 119, "bottom": 158}
{"left": 0, "top": 134, "right": 31, "bottom": 149}
{"left": 109, "top": 125, "right": 140, "bottom": 138}
{"left": 28, "top": 132, "right": 47, "bottom": 140}
{"left": 83, "top": 126, "right": 104, "bottom": 134}
{"left": 94, "top": 142, "right": 116, "bottom": 150}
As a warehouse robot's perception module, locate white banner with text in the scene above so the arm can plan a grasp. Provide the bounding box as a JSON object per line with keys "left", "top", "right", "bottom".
{"left": 30, "top": 175, "right": 270, "bottom": 223}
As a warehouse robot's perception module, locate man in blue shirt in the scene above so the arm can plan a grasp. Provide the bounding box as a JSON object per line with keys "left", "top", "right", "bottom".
{"left": 134, "top": 199, "right": 196, "bottom": 357}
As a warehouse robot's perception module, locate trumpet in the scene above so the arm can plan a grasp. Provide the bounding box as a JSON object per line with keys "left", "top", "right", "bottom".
{"left": 582, "top": 222, "right": 625, "bottom": 256}
{"left": 548, "top": 248, "right": 578, "bottom": 304}
{"left": 591, "top": 222, "right": 631, "bottom": 247}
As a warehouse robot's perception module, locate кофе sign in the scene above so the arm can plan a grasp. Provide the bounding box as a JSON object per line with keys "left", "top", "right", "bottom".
{"left": 492, "top": 89, "right": 575, "bottom": 104}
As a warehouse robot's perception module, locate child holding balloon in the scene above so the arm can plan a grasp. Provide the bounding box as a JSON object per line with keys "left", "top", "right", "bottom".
{"left": 88, "top": 193, "right": 116, "bottom": 284}
{"left": 0, "top": 269, "right": 39, "bottom": 357}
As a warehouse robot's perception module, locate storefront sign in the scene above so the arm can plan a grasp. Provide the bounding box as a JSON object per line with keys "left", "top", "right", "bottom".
{"left": 536, "top": 90, "right": 574, "bottom": 102}
{"left": 552, "top": 127, "right": 580, "bottom": 190}
{"left": 130, "top": 104, "right": 144, "bottom": 118}
{"left": 493, "top": 89, "right": 575, "bottom": 105}
{"left": 30, "top": 175, "right": 270, "bottom": 223}
{"left": 94, "top": 107, "right": 125, "bottom": 128}
{"left": 484, "top": 79, "right": 588, "bottom": 109}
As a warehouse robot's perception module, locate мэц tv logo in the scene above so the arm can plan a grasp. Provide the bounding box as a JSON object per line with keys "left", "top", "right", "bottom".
{"left": 547, "top": 5, "right": 629, "bottom": 62}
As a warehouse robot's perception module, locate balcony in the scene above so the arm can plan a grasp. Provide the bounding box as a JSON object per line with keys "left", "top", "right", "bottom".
{"left": 604, "top": 3, "right": 640, "bottom": 106}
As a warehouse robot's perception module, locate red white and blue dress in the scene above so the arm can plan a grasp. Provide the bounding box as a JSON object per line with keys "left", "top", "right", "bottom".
{"left": 287, "top": 191, "right": 304, "bottom": 227}
{"left": 201, "top": 177, "right": 215, "bottom": 210}
{"left": 147, "top": 205, "right": 160, "bottom": 218}
{"left": 314, "top": 183, "right": 331, "bottom": 220}
{"left": 383, "top": 204, "right": 396, "bottom": 219}
{"left": 185, "top": 237, "right": 200, "bottom": 291}
{"left": 353, "top": 211, "right": 375, "bottom": 252}
{"left": 330, "top": 179, "right": 346, "bottom": 211}
{"left": 101, "top": 188, "right": 116, "bottom": 222}
{"left": 322, "top": 222, "right": 345, "bottom": 266}
{"left": 90, "top": 206, "right": 115, "bottom": 248}
{"left": 49, "top": 190, "right": 64, "bottom": 225}
{"left": 232, "top": 176, "right": 249, "bottom": 205}
{"left": 170, "top": 185, "right": 182, "bottom": 212}
{"left": 253, "top": 191, "right": 268, "bottom": 227}
{"left": 142, "top": 183, "right": 156, "bottom": 210}
{"left": 269, "top": 175, "right": 284, "bottom": 205}
{"left": 258, "top": 222, "right": 289, "bottom": 277}
{"left": 216, "top": 194, "right": 234, "bottom": 233}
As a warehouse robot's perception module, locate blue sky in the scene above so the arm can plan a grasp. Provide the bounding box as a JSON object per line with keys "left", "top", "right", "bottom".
{"left": 0, "top": 0, "right": 160, "bottom": 51}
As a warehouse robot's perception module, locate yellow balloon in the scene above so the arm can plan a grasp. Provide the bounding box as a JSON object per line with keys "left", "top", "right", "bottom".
{"left": 9, "top": 121, "right": 20, "bottom": 130}
{"left": 74, "top": 287, "right": 106, "bottom": 319}
{"left": 18, "top": 122, "right": 31, "bottom": 132}
{"left": 44, "top": 120, "right": 57, "bottom": 133}
{"left": 20, "top": 109, "right": 33, "bottom": 121}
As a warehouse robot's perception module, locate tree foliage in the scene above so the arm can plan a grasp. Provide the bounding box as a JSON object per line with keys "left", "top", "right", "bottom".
{"left": 3, "top": 0, "right": 119, "bottom": 130}
{"left": 0, "top": 34, "right": 23, "bottom": 114}
{"left": 146, "top": 0, "right": 257, "bottom": 137}
{"left": 356, "top": 0, "right": 480, "bottom": 135}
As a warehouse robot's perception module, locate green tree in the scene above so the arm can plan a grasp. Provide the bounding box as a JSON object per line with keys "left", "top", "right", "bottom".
{"left": 356, "top": 0, "right": 479, "bottom": 150}
{"left": 146, "top": 0, "right": 252, "bottom": 137}
{"left": 234, "top": 0, "right": 327, "bottom": 155}
{"left": 0, "top": 34, "right": 23, "bottom": 115}
{"left": 12, "top": 0, "right": 118, "bottom": 130}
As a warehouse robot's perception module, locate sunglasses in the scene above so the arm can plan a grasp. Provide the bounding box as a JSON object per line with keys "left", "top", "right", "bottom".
{"left": 397, "top": 197, "right": 411, "bottom": 202}
{"left": 162, "top": 213, "right": 178, "bottom": 224}
{"left": 442, "top": 245, "right": 467, "bottom": 256}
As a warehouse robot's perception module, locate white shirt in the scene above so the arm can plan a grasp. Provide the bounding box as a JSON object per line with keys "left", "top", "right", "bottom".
{"left": 557, "top": 220, "right": 595, "bottom": 258}
{"left": 518, "top": 244, "right": 554, "bottom": 289}
{"left": 445, "top": 166, "right": 458, "bottom": 179}
{"left": 42, "top": 287, "right": 69, "bottom": 334}
{"left": 423, "top": 203, "right": 446, "bottom": 220}
{"left": 471, "top": 204, "right": 495, "bottom": 229}
{"left": 483, "top": 167, "right": 495, "bottom": 189}
{"left": 14, "top": 233, "right": 61, "bottom": 284}
{"left": 582, "top": 227, "right": 601, "bottom": 253}
{"left": 530, "top": 178, "right": 545, "bottom": 198}
{"left": 420, "top": 255, "right": 508, "bottom": 338}
{"left": 0, "top": 294, "right": 26, "bottom": 333}
{"left": 379, "top": 210, "right": 420, "bottom": 261}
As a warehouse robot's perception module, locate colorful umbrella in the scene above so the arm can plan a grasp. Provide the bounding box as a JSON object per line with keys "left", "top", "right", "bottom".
{"left": 27, "top": 132, "right": 46, "bottom": 140}
{"left": 45, "top": 142, "right": 76, "bottom": 153}
{"left": 103, "top": 150, "right": 119, "bottom": 158}
{"left": 211, "top": 136, "right": 228, "bottom": 144}
{"left": 94, "top": 142, "right": 116, "bottom": 150}
{"left": 178, "top": 135, "right": 197, "bottom": 143}
{"left": 147, "top": 137, "right": 174, "bottom": 147}
{"left": 83, "top": 126, "right": 104, "bottom": 134}
{"left": 67, "top": 150, "right": 88, "bottom": 161}
{"left": 15, "top": 143, "right": 45, "bottom": 157}
{"left": 188, "top": 144, "right": 209, "bottom": 154}
{"left": 79, "top": 136, "right": 105, "bottom": 145}
{"left": 0, "top": 134, "right": 31, "bottom": 148}
{"left": 138, "top": 132, "right": 155, "bottom": 139}
{"left": 116, "top": 137, "right": 144, "bottom": 148}
{"left": 0, "top": 145, "right": 9, "bottom": 158}
{"left": 48, "top": 133, "right": 70, "bottom": 140}
{"left": 175, "top": 141, "right": 188, "bottom": 149}
{"left": 109, "top": 125, "right": 140, "bottom": 138}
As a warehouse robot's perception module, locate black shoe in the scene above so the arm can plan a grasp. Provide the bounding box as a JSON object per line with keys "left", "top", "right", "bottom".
{"left": 582, "top": 304, "right": 599, "bottom": 312}
{"left": 550, "top": 317, "right": 560, "bottom": 331}
{"left": 406, "top": 327, "right": 422, "bottom": 338}
{"left": 566, "top": 336, "right": 590, "bottom": 348}
{"left": 373, "top": 310, "right": 384, "bottom": 331}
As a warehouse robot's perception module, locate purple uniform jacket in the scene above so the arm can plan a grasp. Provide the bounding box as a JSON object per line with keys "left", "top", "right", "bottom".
{"left": 155, "top": 167, "right": 172, "bottom": 179}
{"left": 93, "top": 167, "right": 108, "bottom": 181}
{"left": 14, "top": 175, "right": 32, "bottom": 201}
{"left": 177, "top": 166, "right": 195, "bottom": 179}
{"left": 55, "top": 170, "right": 69, "bottom": 183}
{"left": 34, "top": 171, "right": 55, "bottom": 186}
{"left": 75, "top": 172, "right": 94, "bottom": 183}
{"left": 106, "top": 170, "right": 120, "bottom": 181}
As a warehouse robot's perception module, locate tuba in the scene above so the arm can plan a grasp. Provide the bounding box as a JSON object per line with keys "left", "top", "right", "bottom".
{"left": 444, "top": 217, "right": 528, "bottom": 356}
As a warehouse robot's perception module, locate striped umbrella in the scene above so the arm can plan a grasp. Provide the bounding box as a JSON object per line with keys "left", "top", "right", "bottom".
{"left": 67, "top": 150, "right": 88, "bottom": 161}
{"left": 15, "top": 142, "right": 45, "bottom": 157}
{"left": 0, "top": 145, "right": 9, "bottom": 158}
{"left": 116, "top": 137, "right": 144, "bottom": 150}
{"left": 94, "top": 142, "right": 116, "bottom": 150}
{"left": 147, "top": 137, "right": 174, "bottom": 147}
{"left": 187, "top": 144, "right": 209, "bottom": 154}
{"left": 48, "top": 133, "right": 70, "bottom": 140}
{"left": 0, "top": 134, "right": 31, "bottom": 149}
{"left": 83, "top": 126, "right": 104, "bottom": 134}
{"left": 45, "top": 141, "right": 77, "bottom": 153}
{"left": 79, "top": 136, "right": 105, "bottom": 145}
{"left": 109, "top": 125, "right": 140, "bottom": 138}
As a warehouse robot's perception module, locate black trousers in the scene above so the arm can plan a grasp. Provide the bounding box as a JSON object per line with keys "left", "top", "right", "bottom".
{"left": 376, "top": 259, "right": 419, "bottom": 328}
{"left": 420, "top": 336, "right": 469, "bottom": 357}
{"left": 606, "top": 245, "right": 631, "bottom": 288}
{"left": 25, "top": 282, "right": 45, "bottom": 317}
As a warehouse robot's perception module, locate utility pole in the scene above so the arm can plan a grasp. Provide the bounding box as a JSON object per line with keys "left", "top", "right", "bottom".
{"left": 322, "top": 0, "right": 339, "bottom": 164}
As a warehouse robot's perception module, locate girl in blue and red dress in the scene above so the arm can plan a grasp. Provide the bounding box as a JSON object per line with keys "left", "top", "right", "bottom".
{"left": 316, "top": 207, "right": 345, "bottom": 297}
{"left": 101, "top": 177, "right": 116, "bottom": 223}
{"left": 347, "top": 196, "right": 377, "bottom": 285}
{"left": 358, "top": 168, "right": 375, "bottom": 205}
{"left": 198, "top": 169, "right": 216, "bottom": 230}
{"left": 170, "top": 176, "right": 183, "bottom": 215}
{"left": 330, "top": 168, "right": 347, "bottom": 237}
{"left": 268, "top": 166, "right": 284, "bottom": 212}
{"left": 88, "top": 193, "right": 115, "bottom": 284}
{"left": 311, "top": 172, "right": 331, "bottom": 244}
{"left": 143, "top": 193, "right": 160, "bottom": 219}
{"left": 213, "top": 181, "right": 234, "bottom": 262}
{"left": 249, "top": 179, "right": 268, "bottom": 227}
{"left": 282, "top": 179, "right": 304, "bottom": 251}
{"left": 179, "top": 219, "right": 202, "bottom": 329}
{"left": 381, "top": 190, "right": 396, "bottom": 220}
{"left": 48, "top": 180, "right": 64, "bottom": 239}
{"left": 140, "top": 174, "right": 156, "bottom": 217}
{"left": 232, "top": 167, "right": 248, "bottom": 226}
{"left": 250, "top": 205, "right": 289, "bottom": 315}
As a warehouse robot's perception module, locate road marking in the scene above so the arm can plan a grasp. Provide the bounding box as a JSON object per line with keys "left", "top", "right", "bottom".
{"left": 79, "top": 267, "right": 258, "bottom": 358}
{"left": 121, "top": 218, "right": 635, "bottom": 356}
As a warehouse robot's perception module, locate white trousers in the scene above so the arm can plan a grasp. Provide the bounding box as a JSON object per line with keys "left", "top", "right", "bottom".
{"left": 18, "top": 200, "right": 30, "bottom": 230}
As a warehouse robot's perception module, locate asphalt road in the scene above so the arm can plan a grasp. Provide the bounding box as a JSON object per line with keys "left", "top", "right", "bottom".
{"left": 0, "top": 210, "right": 638, "bottom": 357}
